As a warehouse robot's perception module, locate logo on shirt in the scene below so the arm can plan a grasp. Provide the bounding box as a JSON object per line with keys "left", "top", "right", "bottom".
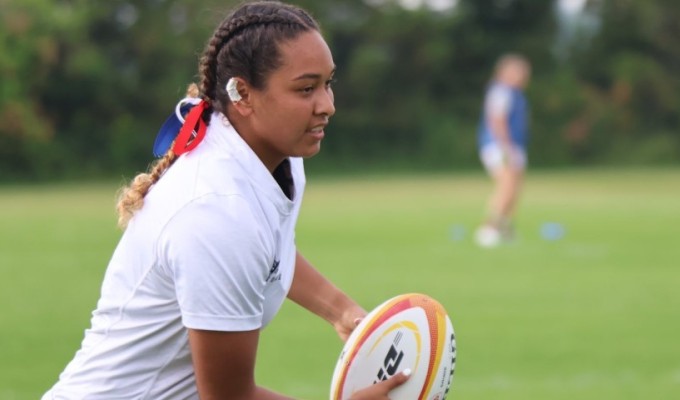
{"left": 266, "top": 259, "right": 281, "bottom": 283}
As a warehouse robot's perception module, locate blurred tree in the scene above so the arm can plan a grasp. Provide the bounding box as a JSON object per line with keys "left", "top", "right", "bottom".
{"left": 0, "top": 0, "right": 238, "bottom": 179}
{"left": 569, "top": 0, "right": 680, "bottom": 163}
{"left": 0, "top": 0, "right": 79, "bottom": 178}
{"left": 314, "top": 0, "right": 558, "bottom": 169}
{"left": 0, "top": 0, "right": 677, "bottom": 181}
{"left": 38, "top": 0, "right": 238, "bottom": 177}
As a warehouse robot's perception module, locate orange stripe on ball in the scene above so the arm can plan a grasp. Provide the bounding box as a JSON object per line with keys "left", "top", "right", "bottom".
{"left": 333, "top": 295, "right": 413, "bottom": 400}
{"left": 410, "top": 295, "right": 447, "bottom": 400}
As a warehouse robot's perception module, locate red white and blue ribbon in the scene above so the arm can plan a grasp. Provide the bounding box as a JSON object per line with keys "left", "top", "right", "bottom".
{"left": 153, "top": 98, "right": 209, "bottom": 157}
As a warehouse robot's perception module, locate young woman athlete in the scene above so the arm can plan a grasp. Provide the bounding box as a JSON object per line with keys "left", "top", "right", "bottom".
{"left": 475, "top": 54, "right": 531, "bottom": 247}
{"left": 42, "top": 2, "right": 409, "bottom": 399}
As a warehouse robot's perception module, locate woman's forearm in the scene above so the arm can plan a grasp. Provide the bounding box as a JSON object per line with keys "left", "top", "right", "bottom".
{"left": 288, "top": 252, "right": 365, "bottom": 341}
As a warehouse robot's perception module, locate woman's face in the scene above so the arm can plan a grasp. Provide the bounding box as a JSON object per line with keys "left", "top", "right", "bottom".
{"left": 244, "top": 30, "right": 336, "bottom": 171}
{"left": 504, "top": 62, "right": 531, "bottom": 89}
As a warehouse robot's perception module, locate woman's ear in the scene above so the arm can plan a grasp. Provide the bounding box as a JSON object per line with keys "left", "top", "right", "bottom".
{"left": 227, "top": 78, "right": 254, "bottom": 117}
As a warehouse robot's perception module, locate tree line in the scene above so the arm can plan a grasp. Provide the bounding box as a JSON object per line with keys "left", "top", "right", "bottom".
{"left": 1, "top": 0, "right": 678, "bottom": 181}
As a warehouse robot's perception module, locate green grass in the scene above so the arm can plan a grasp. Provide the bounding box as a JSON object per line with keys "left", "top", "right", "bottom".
{"left": 1, "top": 169, "right": 679, "bottom": 399}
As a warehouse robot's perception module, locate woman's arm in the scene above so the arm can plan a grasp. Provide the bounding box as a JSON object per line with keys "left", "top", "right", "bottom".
{"left": 189, "top": 327, "right": 409, "bottom": 400}
{"left": 190, "top": 253, "right": 407, "bottom": 399}
{"left": 489, "top": 113, "right": 512, "bottom": 146}
{"left": 188, "top": 328, "right": 293, "bottom": 400}
{"left": 286, "top": 257, "right": 413, "bottom": 399}
{"left": 288, "top": 251, "right": 366, "bottom": 341}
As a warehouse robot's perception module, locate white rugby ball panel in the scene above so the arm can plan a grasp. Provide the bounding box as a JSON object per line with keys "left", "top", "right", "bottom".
{"left": 342, "top": 309, "right": 430, "bottom": 397}
{"left": 330, "top": 293, "right": 456, "bottom": 400}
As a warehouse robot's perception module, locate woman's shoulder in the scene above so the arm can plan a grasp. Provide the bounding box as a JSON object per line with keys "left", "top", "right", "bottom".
{"left": 159, "top": 191, "right": 271, "bottom": 252}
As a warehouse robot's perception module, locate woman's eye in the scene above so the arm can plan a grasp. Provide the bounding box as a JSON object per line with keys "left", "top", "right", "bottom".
{"left": 326, "top": 78, "right": 336, "bottom": 88}
{"left": 298, "top": 85, "right": 315, "bottom": 94}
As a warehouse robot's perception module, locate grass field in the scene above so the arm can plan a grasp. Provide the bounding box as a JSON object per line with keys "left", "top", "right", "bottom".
{"left": 1, "top": 168, "right": 679, "bottom": 399}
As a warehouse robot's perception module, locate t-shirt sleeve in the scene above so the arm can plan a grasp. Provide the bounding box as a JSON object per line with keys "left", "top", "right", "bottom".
{"left": 158, "top": 193, "right": 271, "bottom": 332}
{"left": 485, "top": 85, "right": 512, "bottom": 118}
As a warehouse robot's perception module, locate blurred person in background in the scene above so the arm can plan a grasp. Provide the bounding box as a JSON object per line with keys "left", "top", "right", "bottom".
{"left": 475, "top": 54, "right": 531, "bottom": 247}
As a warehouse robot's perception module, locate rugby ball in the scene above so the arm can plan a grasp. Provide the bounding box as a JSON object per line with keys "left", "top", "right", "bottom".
{"left": 330, "top": 294, "right": 456, "bottom": 400}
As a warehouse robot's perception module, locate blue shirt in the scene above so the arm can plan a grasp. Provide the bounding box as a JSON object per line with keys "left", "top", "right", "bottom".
{"left": 477, "top": 82, "right": 529, "bottom": 149}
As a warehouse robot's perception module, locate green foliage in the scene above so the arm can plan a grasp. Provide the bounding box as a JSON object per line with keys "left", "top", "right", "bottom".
{"left": 0, "top": 0, "right": 77, "bottom": 177}
{"left": 0, "top": 0, "right": 236, "bottom": 179}
{"left": 567, "top": 0, "right": 680, "bottom": 164}
{"left": 0, "top": 0, "right": 678, "bottom": 180}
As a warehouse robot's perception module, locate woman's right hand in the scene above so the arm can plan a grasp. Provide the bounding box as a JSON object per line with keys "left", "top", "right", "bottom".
{"left": 348, "top": 369, "right": 411, "bottom": 400}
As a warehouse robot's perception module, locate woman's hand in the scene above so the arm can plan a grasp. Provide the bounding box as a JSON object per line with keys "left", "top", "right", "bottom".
{"left": 349, "top": 369, "right": 411, "bottom": 400}
{"left": 333, "top": 303, "right": 367, "bottom": 342}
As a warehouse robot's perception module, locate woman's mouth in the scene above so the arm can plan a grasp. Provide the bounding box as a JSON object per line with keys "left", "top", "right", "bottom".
{"left": 307, "top": 125, "right": 326, "bottom": 140}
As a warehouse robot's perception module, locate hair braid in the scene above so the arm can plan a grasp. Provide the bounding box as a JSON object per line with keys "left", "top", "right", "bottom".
{"left": 115, "top": 2, "right": 320, "bottom": 230}
{"left": 115, "top": 83, "right": 197, "bottom": 229}
{"left": 199, "top": 3, "right": 318, "bottom": 111}
{"left": 116, "top": 150, "right": 177, "bottom": 229}
{"left": 199, "top": 13, "right": 294, "bottom": 102}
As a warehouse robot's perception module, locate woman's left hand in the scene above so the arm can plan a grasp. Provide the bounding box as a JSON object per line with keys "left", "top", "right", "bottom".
{"left": 333, "top": 303, "right": 367, "bottom": 342}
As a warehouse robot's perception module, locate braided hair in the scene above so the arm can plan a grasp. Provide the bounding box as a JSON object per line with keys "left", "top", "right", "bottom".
{"left": 116, "top": 1, "right": 320, "bottom": 229}
{"left": 199, "top": 1, "right": 318, "bottom": 111}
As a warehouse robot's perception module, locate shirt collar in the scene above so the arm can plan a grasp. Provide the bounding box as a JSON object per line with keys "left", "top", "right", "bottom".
{"left": 206, "top": 112, "right": 296, "bottom": 214}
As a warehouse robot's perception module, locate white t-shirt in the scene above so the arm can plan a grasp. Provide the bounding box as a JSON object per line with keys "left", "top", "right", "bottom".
{"left": 484, "top": 84, "right": 511, "bottom": 118}
{"left": 44, "top": 113, "right": 305, "bottom": 399}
